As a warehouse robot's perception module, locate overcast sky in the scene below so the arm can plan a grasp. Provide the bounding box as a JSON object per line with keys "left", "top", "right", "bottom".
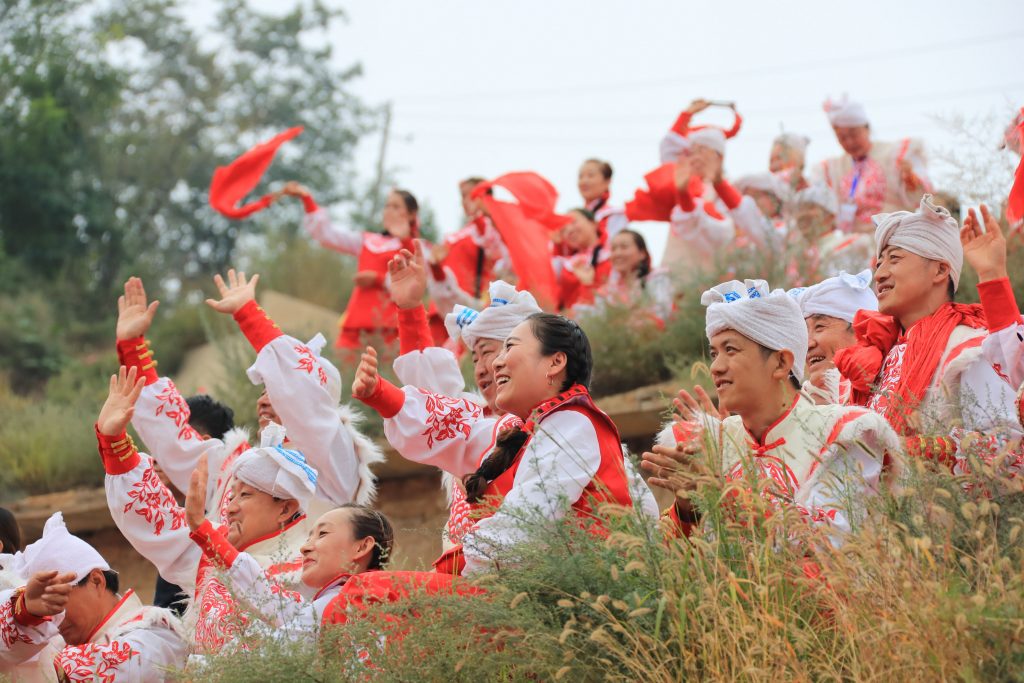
{"left": 187, "top": 0, "right": 1023, "bottom": 256}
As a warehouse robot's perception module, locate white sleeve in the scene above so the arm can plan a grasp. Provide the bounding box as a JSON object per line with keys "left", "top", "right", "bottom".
{"left": 303, "top": 207, "right": 364, "bottom": 255}
{"left": 221, "top": 552, "right": 317, "bottom": 631}
{"left": 461, "top": 411, "right": 601, "bottom": 574}
{"left": 643, "top": 271, "right": 675, "bottom": 322}
{"left": 729, "top": 196, "right": 778, "bottom": 251}
{"left": 669, "top": 205, "right": 736, "bottom": 256}
{"left": 382, "top": 387, "right": 500, "bottom": 477}
{"left": 0, "top": 590, "right": 53, "bottom": 666}
{"left": 246, "top": 335, "right": 364, "bottom": 505}
{"left": 958, "top": 357, "right": 1024, "bottom": 438}
{"left": 105, "top": 453, "right": 200, "bottom": 592}
{"left": 53, "top": 624, "right": 186, "bottom": 682}
{"left": 131, "top": 377, "right": 229, "bottom": 510}
{"left": 393, "top": 347, "right": 469, "bottom": 399}
{"left": 982, "top": 323, "right": 1024, "bottom": 390}
{"left": 800, "top": 438, "right": 885, "bottom": 547}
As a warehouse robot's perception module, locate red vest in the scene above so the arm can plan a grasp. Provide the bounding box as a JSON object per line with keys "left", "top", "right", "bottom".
{"left": 343, "top": 233, "right": 415, "bottom": 332}
{"left": 443, "top": 219, "right": 495, "bottom": 299}
{"left": 434, "top": 385, "right": 634, "bottom": 574}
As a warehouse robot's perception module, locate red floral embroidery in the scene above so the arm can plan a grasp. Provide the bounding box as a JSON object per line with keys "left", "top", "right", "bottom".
{"left": 0, "top": 600, "right": 33, "bottom": 648}
{"left": 193, "top": 562, "right": 242, "bottom": 651}
{"left": 123, "top": 465, "right": 186, "bottom": 536}
{"left": 445, "top": 486, "right": 474, "bottom": 546}
{"left": 417, "top": 390, "right": 481, "bottom": 448}
{"left": 153, "top": 380, "right": 201, "bottom": 441}
{"left": 294, "top": 344, "right": 329, "bottom": 387}
{"left": 55, "top": 641, "right": 137, "bottom": 682}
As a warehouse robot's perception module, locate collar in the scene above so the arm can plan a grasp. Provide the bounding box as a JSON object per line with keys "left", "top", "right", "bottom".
{"left": 85, "top": 589, "right": 141, "bottom": 644}
{"left": 313, "top": 572, "right": 355, "bottom": 601}
{"left": 744, "top": 394, "right": 803, "bottom": 450}
{"left": 522, "top": 384, "right": 591, "bottom": 434}
{"left": 238, "top": 514, "right": 308, "bottom": 552}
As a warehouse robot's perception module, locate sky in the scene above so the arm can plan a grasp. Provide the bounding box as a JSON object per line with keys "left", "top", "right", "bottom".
{"left": 185, "top": 0, "right": 1024, "bottom": 257}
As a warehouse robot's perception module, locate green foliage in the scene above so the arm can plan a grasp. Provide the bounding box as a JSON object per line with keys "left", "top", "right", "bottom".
{"left": 244, "top": 227, "right": 356, "bottom": 313}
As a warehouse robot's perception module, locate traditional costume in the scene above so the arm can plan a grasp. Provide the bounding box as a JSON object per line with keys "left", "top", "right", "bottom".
{"left": 586, "top": 267, "right": 675, "bottom": 325}
{"left": 427, "top": 213, "right": 509, "bottom": 315}
{"left": 977, "top": 276, "right": 1024, "bottom": 392}
{"left": 554, "top": 237, "right": 613, "bottom": 312}
{"left": 0, "top": 513, "right": 186, "bottom": 682}
{"left": 814, "top": 95, "right": 931, "bottom": 233}
{"left": 659, "top": 280, "right": 900, "bottom": 546}
{"left": 788, "top": 184, "right": 874, "bottom": 283}
{"left": 101, "top": 425, "right": 317, "bottom": 651}
{"left": 834, "top": 196, "right": 1024, "bottom": 472}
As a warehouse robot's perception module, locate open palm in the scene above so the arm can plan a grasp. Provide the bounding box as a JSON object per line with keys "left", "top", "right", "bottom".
{"left": 97, "top": 366, "right": 145, "bottom": 436}
{"left": 116, "top": 277, "right": 160, "bottom": 340}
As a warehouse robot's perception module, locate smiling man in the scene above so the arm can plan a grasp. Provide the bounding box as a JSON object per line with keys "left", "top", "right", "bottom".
{"left": 835, "top": 196, "right": 1024, "bottom": 471}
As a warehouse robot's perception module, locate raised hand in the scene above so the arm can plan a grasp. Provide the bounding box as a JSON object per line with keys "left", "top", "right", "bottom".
{"left": 351, "top": 346, "right": 380, "bottom": 399}
{"left": 686, "top": 98, "right": 711, "bottom": 115}
{"left": 641, "top": 443, "right": 702, "bottom": 518}
{"left": 206, "top": 269, "right": 259, "bottom": 315}
{"left": 185, "top": 452, "right": 210, "bottom": 532}
{"left": 961, "top": 204, "right": 1007, "bottom": 282}
{"left": 23, "top": 570, "right": 76, "bottom": 618}
{"left": 97, "top": 366, "right": 145, "bottom": 436}
{"left": 388, "top": 242, "right": 427, "bottom": 310}
{"left": 116, "top": 277, "right": 160, "bottom": 340}
{"left": 674, "top": 386, "right": 725, "bottom": 423}
{"left": 278, "top": 181, "right": 312, "bottom": 199}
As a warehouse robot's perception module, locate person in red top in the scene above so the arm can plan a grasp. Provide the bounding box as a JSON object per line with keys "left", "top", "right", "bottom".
{"left": 555, "top": 209, "right": 612, "bottom": 311}
{"left": 277, "top": 182, "right": 423, "bottom": 351}
{"left": 576, "top": 159, "right": 627, "bottom": 242}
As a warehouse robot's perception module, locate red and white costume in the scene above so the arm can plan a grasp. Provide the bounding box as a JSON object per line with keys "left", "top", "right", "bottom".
{"left": 553, "top": 242, "right": 612, "bottom": 311}
{"left": 583, "top": 268, "right": 675, "bottom": 325}
{"left": 117, "top": 300, "right": 380, "bottom": 524}
{"left": 788, "top": 185, "right": 873, "bottom": 284}
{"left": 584, "top": 191, "right": 629, "bottom": 242}
{"left": 977, "top": 277, "right": 1024, "bottom": 391}
{"left": 359, "top": 382, "right": 659, "bottom": 575}
{"left": 428, "top": 214, "right": 509, "bottom": 315}
{"left": 301, "top": 198, "right": 422, "bottom": 349}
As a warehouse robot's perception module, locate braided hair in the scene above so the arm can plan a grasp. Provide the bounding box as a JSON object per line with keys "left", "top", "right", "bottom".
{"left": 463, "top": 314, "right": 593, "bottom": 503}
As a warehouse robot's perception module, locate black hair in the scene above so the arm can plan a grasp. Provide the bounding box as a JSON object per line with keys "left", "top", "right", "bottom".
{"left": 583, "top": 158, "right": 613, "bottom": 181}
{"left": 0, "top": 508, "right": 21, "bottom": 554}
{"left": 463, "top": 314, "right": 593, "bottom": 503}
{"left": 613, "top": 229, "right": 652, "bottom": 283}
{"left": 757, "top": 344, "right": 802, "bottom": 390}
{"left": 77, "top": 569, "right": 120, "bottom": 594}
{"left": 186, "top": 395, "right": 235, "bottom": 440}
{"left": 460, "top": 177, "right": 486, "bottom": 189}
{"left": 947, "top": 278, "right": 956, "bottom": 302}
{"left": 392, "top": 188, "right": 419, "bottom": 215}
{"left": 337, "top": 503, "right": 395, "bottom": 571}
{"left": 569, "top": 208, "right": 604, "bottom": 268}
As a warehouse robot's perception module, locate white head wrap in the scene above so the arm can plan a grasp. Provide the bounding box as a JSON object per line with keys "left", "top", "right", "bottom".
{"left": 734, "top": 173, "right": 791, "bottom": 203}
{"left": 702, "top": 279, "right": 809, "bottom": 382}
{"left": 794, "top": 184, "right": 839, "bottom": 216}
{"left": 246, "top": 332, "right": 342, "bottom": 405}
{"left": 444, "top": 280, "right": 542, "bottom": 350}
{"left": 7, "top": 512, "right": 110, "bottom": 583}
{"left": 795, "top": 270, "right": 877, "bottom": 323}
{"left": 873, "top": 194, "right": 963, "bottom": 290}
{"left": 773, "top": 132, "right": 810, "bottom": 156}
{"left": 824, "top": 95, "right": 869, "bottom": 127}
{"left": 688, "top": 128, "right": 726, "bottom": 155}
{"left": 231, "top": 423, "right": 318, "bottom": 512}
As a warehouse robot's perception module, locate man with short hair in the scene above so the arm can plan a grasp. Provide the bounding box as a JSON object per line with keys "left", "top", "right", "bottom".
{"left": 0, "top": 512, "right": 186, "bottom": 682}
{"left": 835, "top": 196, "right": 1023, "bottom": 470}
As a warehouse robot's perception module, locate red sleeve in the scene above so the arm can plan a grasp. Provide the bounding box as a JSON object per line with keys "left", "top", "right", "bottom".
{"left": 676, "top": 188, "right": 696, "bottom": 213}
{"left": 189, "top": 520, "right": 239, "bottom": 569}
{"left": 115, "top": 337, "right": 159, "bottom": 386}
{"left": 95, "top": 425, "right": 141, "bottom": 475}
{"left": 301, "top": 194, "right": 319, "bottom": 214}
{"left": 663, "top": 504, "right": 698, "bottom": 538}
{"left": 398, "top": 305, "right": 434, "bottom": 355}
{"left": 12, "top": 590, "right": 50, "bottom": 627}
{"left": 357, "top": 378, "right": 406, "bottom": 419}
{"left": 977, "top": 277, "right": 1022, "bottom": 332}
{"left": 233, "top": 300, "right": 284, "bottom": 353}
{"left": 429, "top": 262, "right": 447, "bottom": 282}
{"left": 713, "top": 179, "right": 743, "bottom": 210}
{"left": 670, "top": 110, "right": 693, "bottom": 136}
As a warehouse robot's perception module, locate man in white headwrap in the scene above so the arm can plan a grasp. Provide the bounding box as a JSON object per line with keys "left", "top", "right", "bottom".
{"left": 787, "top": 184, "right": 873, "bottom": 284}
{"left": 730, "top": 172, "right": 791, "bottom": 250}
{"left": 791, "top": 270, "right": 877, "bottom": 404}
{"left": 642, "top": 278, "right": 899, "bottom": 546}
{"left": 97, "top": 366, "right": 319, "bottom": 652}
{"left": 1, "top": 513, "right": 187, "bottom": 682}
{"left": 833, "top": 195, "right": 1023, "bottom": 474}
{"left": 113, "top": 273, "right": 382, "bottom": 527}
{"left": 813, "top": 94, "right": 931, "bottom": 233}
{"left": 769, "top": 132, "right": 811, "bottom": 191}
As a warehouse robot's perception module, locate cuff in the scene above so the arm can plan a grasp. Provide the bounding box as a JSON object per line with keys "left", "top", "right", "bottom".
{"left": 713, "top": 179, "right": 743, "bottom": 210}
{"left": 398, "top": 306, "right": 433, "bottom": 355}
{"left": 977, "top": 277, "right": 1021, "bottom": 332}
{"left": 12, "top": 589, "right": 50, "bottom": 627}
{"left": 95, "top": 425, "right": 141, "bottom": 475}
{"left": 663, "top": 504, "right": 698, "bottom": 538}
{"left": 357, "top": 378, "right": 406, "bottom": 419}
{"left": 676, "top": 189, "right": 696, "bottom": 213}
{"left": 115, "top": 337, "right": 159, "bottom": 386}
{"left": 233, "top": 300, "right": 283, "bottom": 352}
{"left": 670, "top": 110, "right": 693, "bottom": 136}
{"left": 301, "top": 194, "right": 319, "bottom": 213}
{"left": 189, "top": 520, "right": 239, "bottom": 569}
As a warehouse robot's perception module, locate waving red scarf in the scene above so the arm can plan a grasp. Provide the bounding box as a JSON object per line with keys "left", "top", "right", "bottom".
{"left": 1007, "top": 107, "right": 1024, "bottom": 224}
{"left": 209, "top": 126, "right": 303, "bottom": 219}
{"left": 624, "top": 164, "right": 704, "bottom": 222}
{"left": 834, "top": 303, "right": 987, "bottom": 434}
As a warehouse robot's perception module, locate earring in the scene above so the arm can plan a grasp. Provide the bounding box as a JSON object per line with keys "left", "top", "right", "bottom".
{"left": 546, "top": 375, "right": 553, "bottom": 386}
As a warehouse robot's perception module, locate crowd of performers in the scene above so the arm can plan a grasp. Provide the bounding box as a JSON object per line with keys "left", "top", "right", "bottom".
{"left": 2, "top": 95, "right": 1024, "bottom": 680}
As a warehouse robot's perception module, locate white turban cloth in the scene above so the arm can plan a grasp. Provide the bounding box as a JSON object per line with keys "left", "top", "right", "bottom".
{"left": 796, "top": 270, "right": 877, "bottom": 323}
{"left": 795, "top": 184, "right": 839, "bottom": 216}
{"left": 823, "top": 94, "right": 869, "bottom": 127}
{"left": 702, "top": 279, "right": 809, "bottom": 382}
{"left": 734, "top": 173, "right": 791, "bottom": 203}
{"left": 231, "top": 423, "right": 318, "bottom": 512}
{"left": 659, "top": 127, "right": 726, "bottom": 163}
{"left": 247, "top": 332, "right": 342, "bottom": 405}
{"left": 873, "top": 194, "right": 963, "bottom": 290}
{"left": 773, "top": 132, "right": 810, "bottom": 155}
{"left": 6, "top": 512, "right": 110, "bottom": 584}
{"left": 444, "top": 280, "right": 541, "bottom": 351}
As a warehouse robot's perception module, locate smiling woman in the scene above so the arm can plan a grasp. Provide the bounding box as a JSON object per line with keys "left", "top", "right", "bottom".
{"left": 352, "top": 312, "right": 659, "bottom": 575}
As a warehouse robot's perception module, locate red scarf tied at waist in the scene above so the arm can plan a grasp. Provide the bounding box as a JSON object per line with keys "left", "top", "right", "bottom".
{"left": 834, "top": 302, "right": 986, "bottom": 433}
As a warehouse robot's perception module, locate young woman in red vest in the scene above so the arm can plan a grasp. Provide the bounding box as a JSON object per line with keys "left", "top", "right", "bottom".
{"left": 278, "top": 182, "right": 422, "bottom": 351}
{"left": 555, "top": 209, "right": 613, "bottom": 311}
{"left": 352, "top": 313, "right": 659, "bottom": 576}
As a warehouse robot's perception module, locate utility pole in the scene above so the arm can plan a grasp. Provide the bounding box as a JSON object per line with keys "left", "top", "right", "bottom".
{"left": 369, "top": 102, "right": 392, "bottom": 218}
